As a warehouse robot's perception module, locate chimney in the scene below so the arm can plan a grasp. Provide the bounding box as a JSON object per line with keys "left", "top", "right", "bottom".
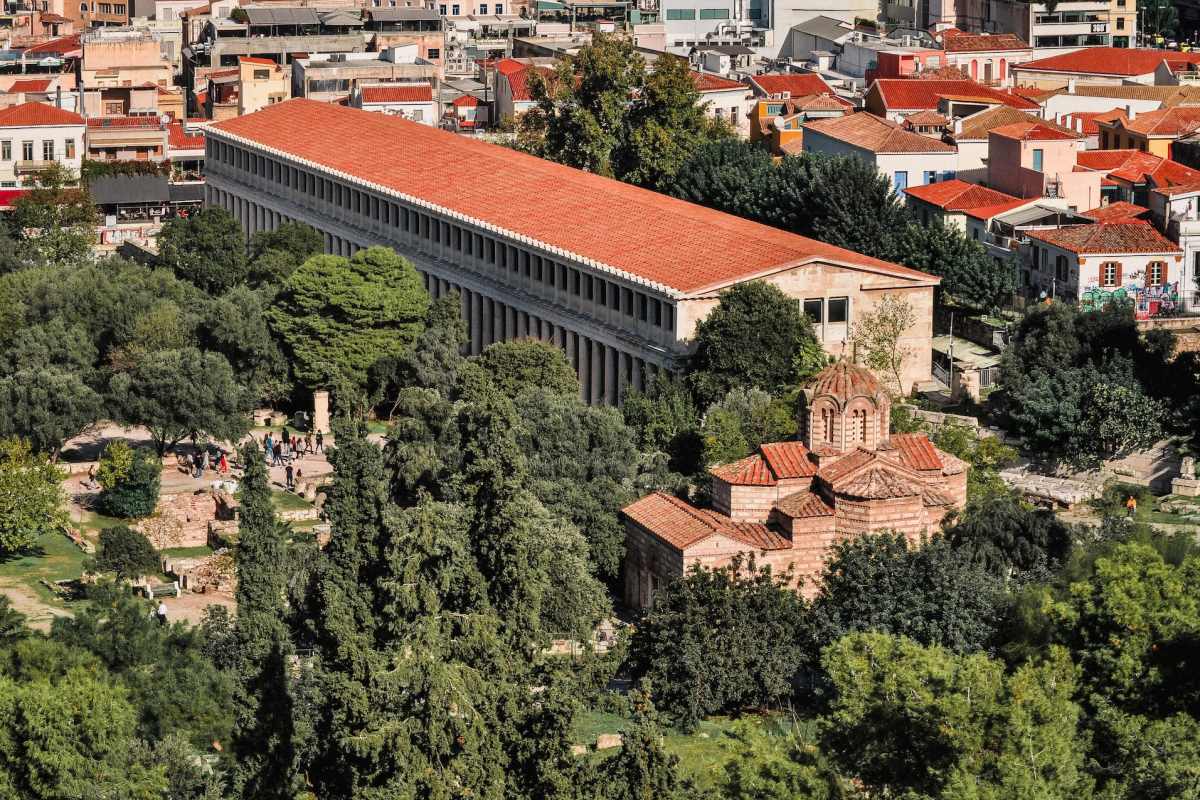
{"left": 954, "top": 116, "right": 963, "bottom": 134}
{"left": 1128, "top": 106, "right": 1137, "bottom": 121}
{"left": 1067, "top": 78, "right": 1077, "bottom": 93}
{"left": 1076, "top": 117, "right": 1083, "bottom": 133}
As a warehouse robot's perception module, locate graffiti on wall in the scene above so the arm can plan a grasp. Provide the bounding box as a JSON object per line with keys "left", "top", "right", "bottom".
{"left": 1080, "top": 280, "right": 1181, "bottom": 319}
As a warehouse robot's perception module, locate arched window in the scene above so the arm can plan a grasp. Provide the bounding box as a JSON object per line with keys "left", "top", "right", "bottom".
{"left": 848, "top": 408, "right": 868, "bottom": 444}
{"left": 821, "top": 407, "right": 835, "bottom": 444}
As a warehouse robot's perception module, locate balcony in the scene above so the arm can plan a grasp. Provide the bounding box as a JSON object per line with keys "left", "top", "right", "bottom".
{"left": 15, "top": 159, "right": 53, "bottom": 173}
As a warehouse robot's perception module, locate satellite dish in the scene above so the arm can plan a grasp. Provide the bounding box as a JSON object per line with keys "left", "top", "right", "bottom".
{"left": 159, "top": 113, "right": 171, "bottom": 126}
{"left": 772, "top": 115, "right": 785, "bottom": 129}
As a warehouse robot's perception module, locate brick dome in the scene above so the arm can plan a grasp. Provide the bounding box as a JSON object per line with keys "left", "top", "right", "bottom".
{"left": 807, "top": 359, "right": 885, "bottom": 404}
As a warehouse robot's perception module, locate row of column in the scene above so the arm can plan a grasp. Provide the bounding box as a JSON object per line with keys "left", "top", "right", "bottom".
{"left": 211, "top": 186, "right": 665, "bottom": 407}
{"left": 427, "top": 275, "right": 662, "bottom": 406}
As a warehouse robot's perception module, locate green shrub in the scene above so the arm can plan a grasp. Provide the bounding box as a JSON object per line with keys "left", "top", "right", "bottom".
{"left": 97, "top": 444, "right": 161, "bottom": 518}
{"left": 94, "top": 525, "right": 160, "bottom": 579}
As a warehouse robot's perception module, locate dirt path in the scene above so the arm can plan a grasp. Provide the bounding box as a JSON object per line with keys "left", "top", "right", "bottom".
{"left": 0, "top": 583, "right": 72, "bottom": 632}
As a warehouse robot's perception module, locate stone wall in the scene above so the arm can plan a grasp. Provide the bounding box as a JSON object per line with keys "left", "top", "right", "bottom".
{"left": 623, "top": 520, "right": 686, "bottom": 610}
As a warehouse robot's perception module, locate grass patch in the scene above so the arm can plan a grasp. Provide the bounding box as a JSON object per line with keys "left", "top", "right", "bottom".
{"left": 0, "top": 531, "right": 89, "bottom": 583}
{"left": 271, "top": 490, "right": 313, "bottom": 512}
{"left": 573, "top": 709, "right": 798, "bottom": 791}
{"left": 366, "top": 420, "right": 390, "bottom": 434}
{"left": 74, "top": 509, "right": 127, "bottom": 534}
{"left": 160, "top": 545, "right": 214, "bottom": 559}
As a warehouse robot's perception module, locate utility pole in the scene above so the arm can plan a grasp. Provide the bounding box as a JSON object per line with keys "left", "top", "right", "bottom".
{"left": 948, "top": 311, "right": 955, "bottom": 399}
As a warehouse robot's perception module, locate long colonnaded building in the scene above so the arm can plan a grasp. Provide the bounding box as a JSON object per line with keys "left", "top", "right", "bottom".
{"left": 205, "top": 99, "right": 939, "bottom": 402}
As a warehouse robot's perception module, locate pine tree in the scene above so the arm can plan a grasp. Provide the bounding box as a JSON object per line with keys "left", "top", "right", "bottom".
{"left": 230, "top": 440, "right": 299, "bottom": 799}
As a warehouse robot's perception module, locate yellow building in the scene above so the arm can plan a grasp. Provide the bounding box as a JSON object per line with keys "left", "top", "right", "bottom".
{"left": 1096, "top": 106, "right": 1200, "bottom": 158}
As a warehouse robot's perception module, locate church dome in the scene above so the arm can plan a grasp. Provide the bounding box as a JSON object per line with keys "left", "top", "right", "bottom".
{"left": 807, "top": 360, "right": 885, "bottom": 404}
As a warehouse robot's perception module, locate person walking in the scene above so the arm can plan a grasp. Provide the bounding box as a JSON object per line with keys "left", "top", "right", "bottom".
{"left": 218, "top": 452, "right": 229, "bottom": 475}
{"left": 272, "top": 441, "right": 283, "bottom": 467}
{"left": 201, "top": 449, "right": 210, "bottom": 476}
{"left": 156, "top": 600, "right": 168, "bottom": 627}
{"left": 305, "top": 432, "right": 314, "bottom": 454}
{"left": 315, "top": 430, "right": 324, "bottom": 453}
{"left": 285, "top": 463, "right": 295, "bottom": 491}
{"left": 263, "top": 433, "right": 274, "bottom": 461}
{"left": 1126, "top": 495, "right": 1138, "bottom": 517}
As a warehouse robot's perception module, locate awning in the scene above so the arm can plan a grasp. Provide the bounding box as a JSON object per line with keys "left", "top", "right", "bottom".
{"left": 537, "top": 1, "right": 566, "bottom": 10}
{"left": 366, "top": 7, "right": 440, "bottom": 21}
{"left": 89, "top": 175, "right": 169, "bottom": 206}
{"left": 245, "top": 7, "right": 320, "bottom": 26}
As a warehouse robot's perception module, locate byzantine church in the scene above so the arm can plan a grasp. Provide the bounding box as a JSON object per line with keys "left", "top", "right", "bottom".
{"left": 621, "top": 360, "right": 968, "bottom": 609}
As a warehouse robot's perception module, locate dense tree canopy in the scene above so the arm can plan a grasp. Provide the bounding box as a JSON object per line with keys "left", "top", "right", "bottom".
{"left": 157, "top": 207, "right": 249, "bottom": 294}
{"left": 268, "top": 246, "right": 428, "bottom": 390}
{"left": 0, "top": 438, "right": 65, "bottom": 555}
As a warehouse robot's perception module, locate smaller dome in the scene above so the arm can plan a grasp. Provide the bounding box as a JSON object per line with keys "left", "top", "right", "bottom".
{"left": 807, "top": 360, "right": 884, "bottom": 402}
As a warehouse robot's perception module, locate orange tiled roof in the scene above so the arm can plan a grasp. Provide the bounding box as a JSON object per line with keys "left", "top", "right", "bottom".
{"left": 210, "top": 100, "right": 939, "bottom": 295}
{"left": 871, "top": 78, "right": 1039, "bottom": 111}
{"left": 506, "top": 65, "right": 555, "bottom": 102}
{"left": 961, "top": 198, "right": 1037, "bottom": 221}
{"left": 949, "top": 105, "right": 1040, "bottom": 141}
{"left": 711, "top": 452, "right": 776, "bottom": 486}
{"left": 760, "top": 442, "right": 818, "bottom": 479}
{"left": 622, "top": 492, "right": 790, "bottom": 551}
{"left": 692, "top": 71, "right": 746, "bottom": 92}
{"left": 837, "top": 465, "right": 921, "bottom": 500}
{"left": 1058, "top": 108, "right": 1128, "bottom": 136}
{"left": 1023, "top": 223, "right": 1181, "bottom": 255}
{"left": 904, "top": 179, "right": 1023, "bottom": 211}
{"left": 775, "top": 490, "right": 834, "bottom": 518}
{"left": 167, "top": 121, "right": 205, "bottom": 150}
{"left": 1017, "top": 47, "right": 1200, "bottom": 77}
{"left": 991, "top": 120, "right": 1081, "bottom": 141}
{"left": 1080, "top": 201, "right": 1151, "bottom": 224}
{"left": 802, "top": 112, "right": 956, "bottom": 153}
{"left": 751, "top": 72, "right": 835, "bottom": 98}
{"left": 942, "top": 32, "right": 1028, "bottom": 52}
{"left": 87, "top": 116, "right": 161, "bottom": 129}
{"left": 816, "top": 448, "right": 877, "bottom": 484}
{"left": 882, "top": 433, "right": 943, "bottom": 471}
{"left": 6, "top": 78, "right": 51, "bottom": 93}
{"left": 361, "top": 84, "right": 433, "bottom": 103}
{"left": 1077, "top": 149, "right": 1200, "bottom": 187}
{"left": 808, "top": 360, "right": 884, "bottom": 402}
{"left": 24, "top": 34, "right": 79, "bottom": 55}
{"left": 0, "top": 101, "right": 82, "bottom": 127}
{"left": 452, "top": 94, "right": 480, "bottom": 107}
{"left": 1106, "top": 106, "right": 1200, "bottom": 137}
{"left": 238, "top": 56, "right": 279, "bottom": 67}
{"left": 902, "top": 109, "right": 948, "bottom": 126}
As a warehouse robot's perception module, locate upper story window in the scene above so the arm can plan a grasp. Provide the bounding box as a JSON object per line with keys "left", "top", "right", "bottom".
{"left": 1147, "top": 261, "right": 1166, "bottom": 286}
{"left": 1101, "top": 261, "right": 1120, "bottom": 287}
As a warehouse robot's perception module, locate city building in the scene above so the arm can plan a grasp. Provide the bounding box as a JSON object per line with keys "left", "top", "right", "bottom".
{"left": 749, "top": 93, "right": 849, "bottom": 155}
{"left": 1095, "top": 106, "right": 1200, "bottom": 158}
{"left": 79, "top": 28, "right": 172, "bottom": 116}
{"left": 85, "top": 114, "right": 169, "bottom": 161}
{"left": 350, "top": 83, "right": 436, "bottom": 123}
{"left": 1040, "top": 83, "right": 1200, "bottom": 121}
{"left": 692, "top": 70, "right": 750, "bottom": 136}
{"left": 493, "top": 57, "right": 554, "bottom": 119}
{"left": 984, "top": 0, "right": 1133, "bottom": 52}
{"left": 987, "top": 119, "right": 1098, "bottom": 212}
{"left": 1023, "top": 223, "right": 1184, "bottom": 316}
{"left": 903, "top": 179, "right": 1031, "bottom": 231}
{"left": 801, "top": 112, "right": 959, "bottom": 191}
{"left": 865, "top": 77, "right": 1039, "bottom": 122}
{"left": 0, "top": 101, "right": 83, "bottom": 187}
{"left": 362, "top": 7, "right": 444, "bottom": 68}
{"left": 620, "top": 360, "right": 967, "bottom": 609}
{"left": 205, "top": 99, "right": 940, "bottom": 406}
{"left": 1075, "top": 149, "right": 1200, "bottom": 205}
{"left": 1149, "top": 183, "right": 1200, "bottom": 311}
{"left": 232, "top": 56, "right": 289, "bottom": 116}
{"left": 1011, "top": 47, "right": 1200, "bottom": 88}
{"left": 291, "top": 47, "right": 436, "bottom": 104}
{"left": 938, "top": 31, "right": 1031, "bottom": 87}
{"left": 947, "top": 104, "right": 1041, "bottom": 181}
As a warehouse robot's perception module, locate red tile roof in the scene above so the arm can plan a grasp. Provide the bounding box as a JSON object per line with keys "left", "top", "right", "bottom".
{"left": 506, "top": 65, "right": 555, "bottom": 102}
{"left": 871, "top": 78, "right": 1039, "bottom": 111}
{"left": 836, "top": 465, "right": 921, "bottom": 499}
{"left": 86, "top": 116, "right": 162, "bottom": 129}
{"left": 6, "top": 79, "right": 51, "bottom": 93}
{"left": 1079, "top": 201, "right": 1151, "bottom": 224}
{"left": 961, "top": 198, "right": 1037, "bottom": 221}
{"left": 816, "top": 448, "right": 877, "bottom": 484}
{"left": 991, "top": 120, "right": 1081, "bottom": 141}
{"left": 904, "top": 179, "right": 1024, "bottom": 212}
{"left": 0, "top": 101, "right": 82, "bottom": 127}
{"left": 803, "top": 111, "right": 956, "bottom": 153}
{"left": 622, "top": 492, "right": 790, "bottom": 552}
{"left": 883, "top": 433, "right": 943, "bottom": 471}
{"left": 1024, "top": 223, "right": 1181, "bottom": 255}
{"left": 751, "top": 72, "right": 835, "bottom": 98}
{"left": 807, "top": 359, "right": 885, "bottom": 401}
{"left": 452, "top": 94, "right": 480, "bottom": 107}
{"left": 167, "top": 121, "right": 205, "bottom": 150}
{"left": 1105, "top": 105, "right": 1200, "bottom": 137}
{"left": 238, "top": 56, "right": 279, "bottom": 67}
{"left": 1058, "top": 108, "right": 1128, "bottom": 136}
{"left": 902, "top": 109, "right": 948, "bottom": 127}
{"left": 692, "top": 71, "right": 746, "bottom": 92}
{"left": 942, "top": 32, "right": 1029, "bottom": 52}
{"left": 24, "top": 34, "right": 79, "bottom": 55}
{"left": 211, "top": 99, "right": 938, "bottom": 295}
{"left": 759, "top": 442, "right": 818, "bottom": 479}
{"left": 775, "top": 490, "right": 834, "bottom": 518}
{"left": 1076, "top": 149, "right": 1200, "bottom": 187}
{"left": 361, "top": 84, "right": 434, "bottom": 103}
{"left": 1076, "top": 149, "right": 1140, "bottom": 171}
{"left": 711, "top": 453, "right": 776, "bottom": 486}
{"left": 1016, "top": 47, "right": 1200, "bottom": 77}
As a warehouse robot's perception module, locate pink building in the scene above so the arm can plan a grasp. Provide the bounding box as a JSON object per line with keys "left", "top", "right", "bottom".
{"left": 988, "top": 121, "right": 1100, "bottom": 213}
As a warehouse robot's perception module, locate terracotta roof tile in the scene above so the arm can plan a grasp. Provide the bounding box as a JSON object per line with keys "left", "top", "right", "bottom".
{"left": 871, "top": 78, "right": 1039, "bottom": 111}
{"left": 361, "top": 84, "right": 433, "bottom": 103}
{"left": 817, "top": 448, "right": 877, "bottom": 484}
{"left": 692, "top": 71, "right": 747, "bottom": 92}
{"left": 1077, "top": 149, "right": 1200, "bottom": 186}
{"left": 87, "top": 116, "right": 161, "bottom": 129}
{"left": 949, "top": 105, "right": 1040, "bottom": 141}
{"left": 901, "top": 109, "right": 948, "bottom": 126}
{"left": 1016, "top": 47, "right": 1200, "bottom": 77}
{"left": 210, "top": 100, "right": 939, "bottom": 295}
{"left": 238, "top": 56, "right": 279, "bottom": 67}
{"left": 167, "top": 121, "right": 205, "bottom": 150}
{"left": 881, "top": 433, "right": 943, "bottom": 471}
{"left": 808, "top": 360, "right": 884, "bottom": 402}
{"left": 506, "top": 65, "right": 555, "bottom": 102}
{"left": 1105, "top": 105, "right": 1200, "bottom": 137}
{"left": 710, "top": 453, "right": 775, "bottom": 486}
{"left": 904, "top": 179, "right": 1023, "bottom": 211}
{"left": 836, "top": 465, "right": 922, "bottom": 499}
{"left": 751, "top": 72, "right": 835, "bottom": 98}
{"left": 1024, "top": 223, "right": 1181, "bottom": 255}
{"left": 622, "top": 492, "right": 790, "bottom": 551}
{"left": 6, "top": 79, "right": 51, "bottom": 93}
{"left": 759, "top": 441, "right": 817, "bottom": 479}
{"left": 991, "top": 120, "right": 1081, "bottom": 141}
{"left": 775, "top": 490, "right": 834, "bottom": 518}
{"left": 942, "top": 32, "right": 1028, "bottom": 52}
{"left": 922, "top": 487, "right": 957, "bottom": 506}
{"left": 1058, "top": 108, "right": 1128, "bottom": 136}
{"left": 452, "top": 94, "right": 480, "bottom": 106}
{"left": 0, "top": 101, "right": 82, "bottom": 127}
{"left": 24, "top": 34, "right": 79, "bottom": 55}
{"left": 803, "top": 111, "right": 956, "bottom": 153}
{"left": 1080, "top": 200, "right": 1151, "bottom": 224}
{"left": 961, "top": 198, "right": 1037, "bottom": 220}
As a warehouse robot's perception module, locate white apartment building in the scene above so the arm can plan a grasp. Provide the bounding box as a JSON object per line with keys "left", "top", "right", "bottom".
{"left": 204, "top": 99, "right": 941, "bottom": 400}
{"left": 0, "top": 102, "right": 85, "bottom": 188}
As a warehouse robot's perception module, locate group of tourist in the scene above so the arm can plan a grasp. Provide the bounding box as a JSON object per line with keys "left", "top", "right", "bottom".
{"left": 187, "top": 448, "right": 229, "bottom": 479}
{"left": 262, "top": 428, "right": 324, "bottom": 491}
